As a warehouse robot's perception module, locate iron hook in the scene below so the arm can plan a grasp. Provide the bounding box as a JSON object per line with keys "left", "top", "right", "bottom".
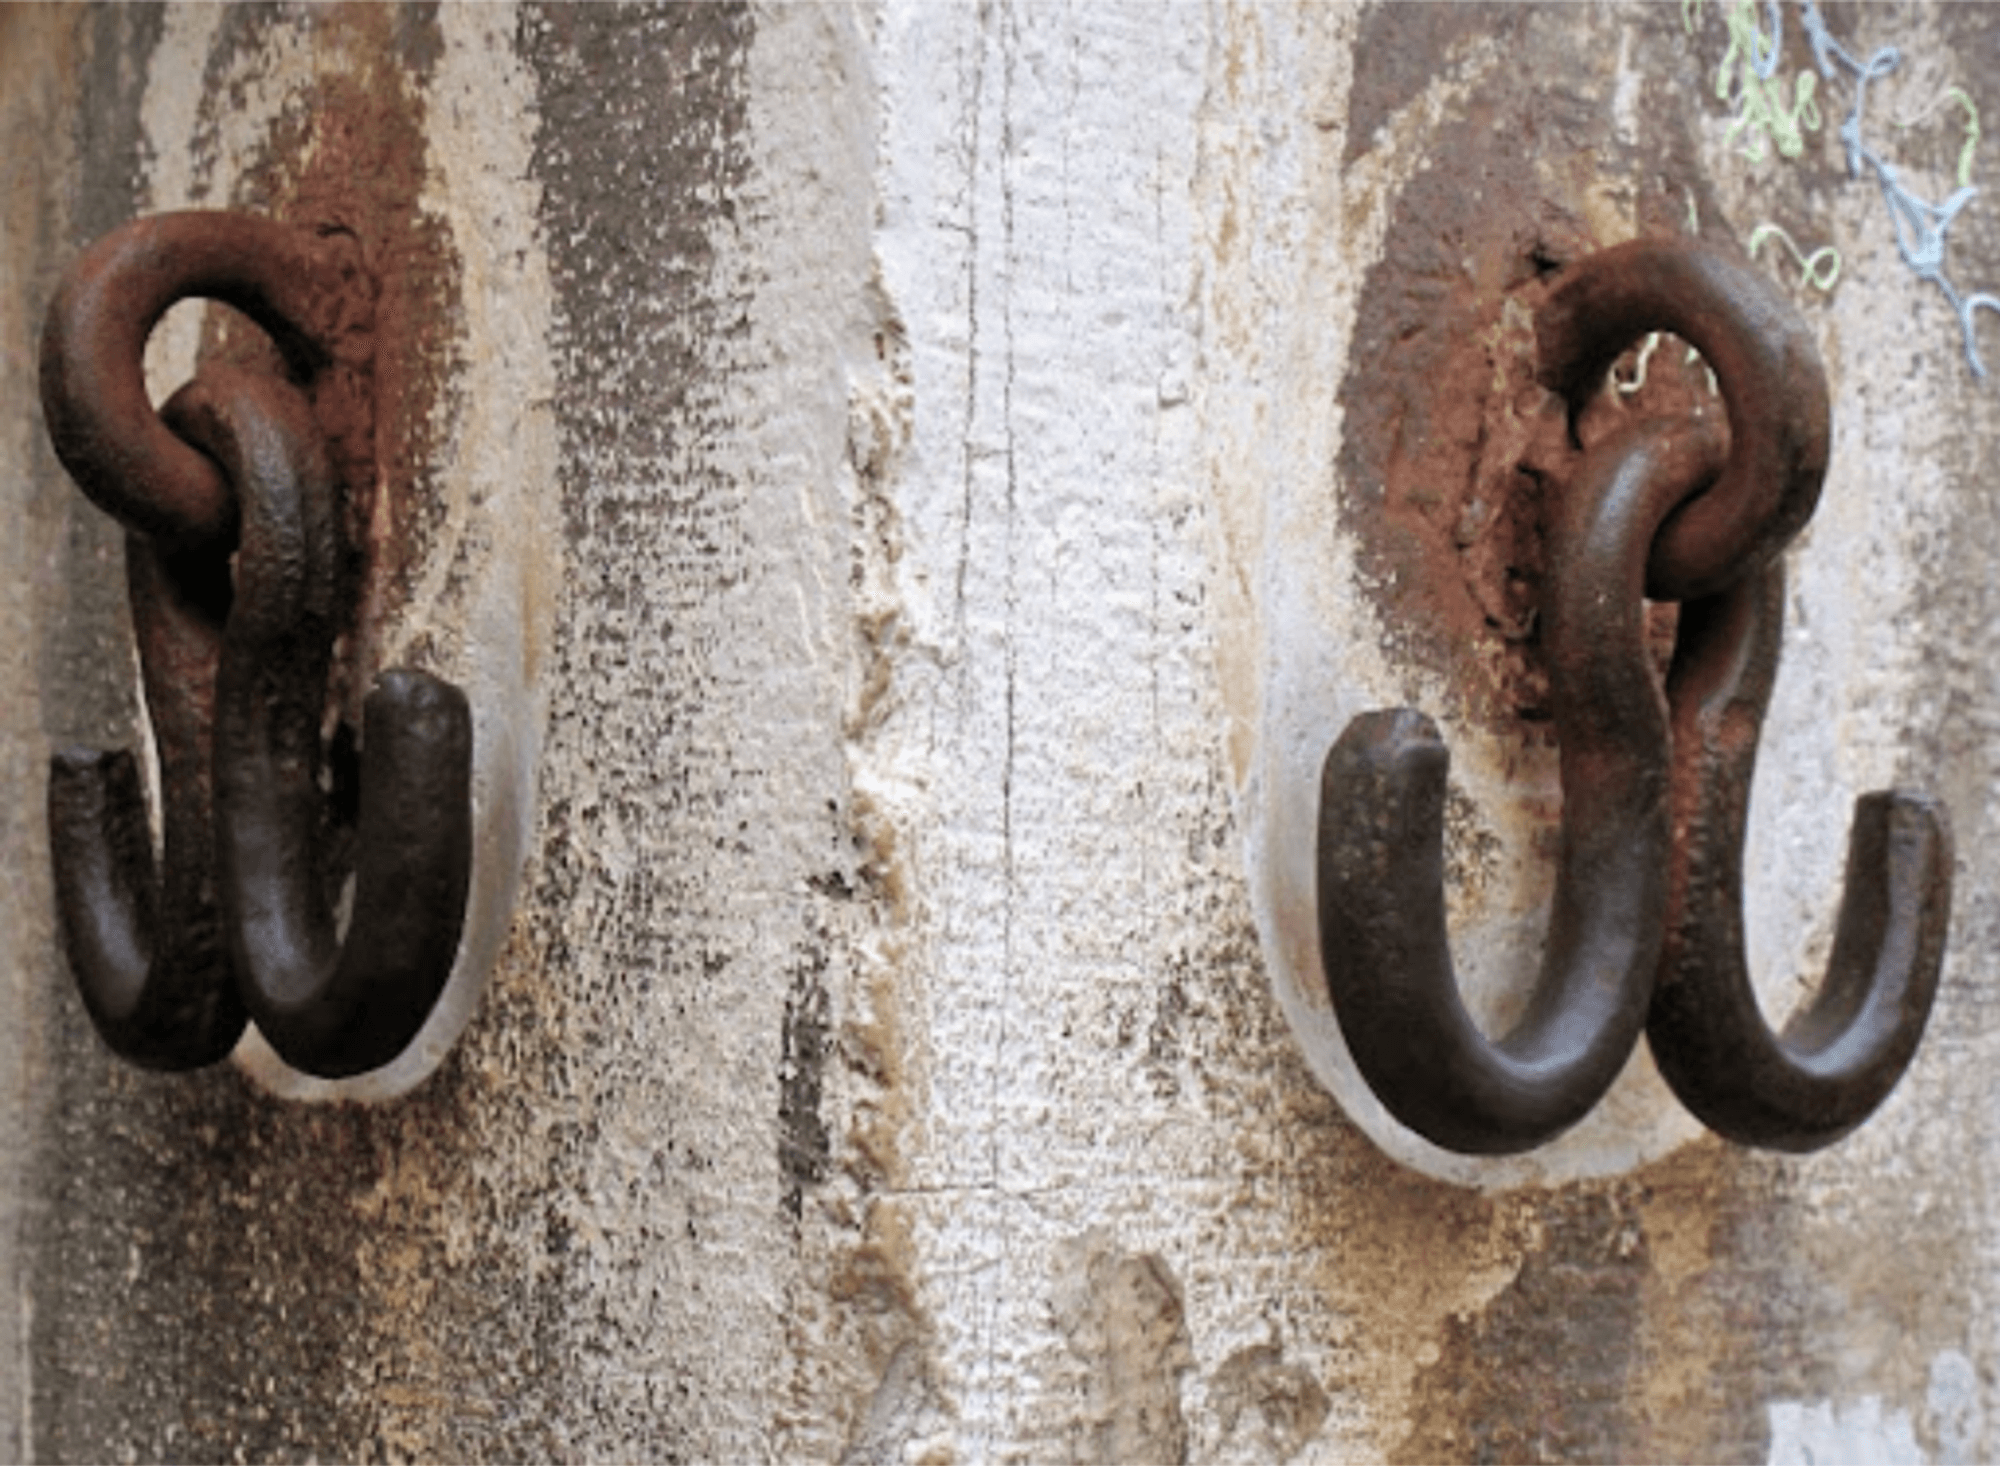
{"left": 1646, "top": 562, "right": 1954, "bottom": 1151}
{"left": 171, "top": 366, "right": 472, "bottom": 1079}
{"left": 1317, "top": 421, "right": 1718, "bottom": 1155}
{"left": 46, "top": 526, "right": 246, "bottom": 1069}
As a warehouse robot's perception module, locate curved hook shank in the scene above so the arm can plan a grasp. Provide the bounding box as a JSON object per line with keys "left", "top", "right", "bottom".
{"left": 180, "top": 366, "right": 472, "bottom": 1079}
{"left": 222, "top": 671, "right": 472, "bottom": 1078}
{"left": 1318, "top": 421, "right": 1716, "bottom": 1154}
{"left": 1535, "top": 239, "right": 1831, "bottom": 603}
{"left": 39, "top": 211, "right": 364, "bottom": 549}
{"left": 46, "top": 533, "right": 246, "bottom": 1068}
{"left": 1647, "top": 565, "right": 1954, "bottom": 1151}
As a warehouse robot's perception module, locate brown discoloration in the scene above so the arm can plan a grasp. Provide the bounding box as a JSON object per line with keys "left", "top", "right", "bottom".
{"left": 1336, "top": 7, "right": 1720, "bottom": 739}
{"left": 1283, "top": 1081, "right": 1970, "bottom": 1465}
{"left": 837, "top": 811, "right": 921, "bottom": 1196}
{"left": 783, "top": 247, "right": 944, "bottom": 1458}
{"left": 187, "top": 3, "right": 455, "bottom": 720}
{"left": 1267, "top": 1111, "right": 1778, "bottom": 1465}
{"left": 1278, "top": 1121, "right": 1530, "bottom": 1448}
{"left": 1344, "top": 3, "right": 1534, "bottom": 168}
{"left": 1625, "top": 1140, "right": 1797, "bottom": 1464}
{"left": 1391, "top": 1183, "right": 1653, "bottom": 1464}
{"left": 1336, "top": 145, "right": 1577, "bottom": 735}
{"left": 824, "top": 1207, "right": 949, "bottom": 1466}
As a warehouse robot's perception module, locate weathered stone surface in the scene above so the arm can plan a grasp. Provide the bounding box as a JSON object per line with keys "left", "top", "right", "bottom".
{"left": 5, "top": 4, "right": 2000, "bottom": 1461}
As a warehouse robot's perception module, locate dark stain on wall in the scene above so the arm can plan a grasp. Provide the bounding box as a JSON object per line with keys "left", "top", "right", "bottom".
{"left": 1343, "top": 2, "right": 1531, "bottom": 168}
{"left": 38, "top": 5, "right": 165, "bottom": 756}
{"left": 22, "top": 9, "right": 480, "bottom": 1463}
{"left": 781, "top": 943, "right": 834, "bottom": 1221}
{"left": 499, "top": 2, "right": 759, "bottom": 1456}
{"left": 1392, "top": 1186, "right": 1651, "bottom": 1464}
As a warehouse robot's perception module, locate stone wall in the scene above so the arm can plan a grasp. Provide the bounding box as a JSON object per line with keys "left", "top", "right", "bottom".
{"left": 5, "top": 5, "right": 2000, "bottom": 1461}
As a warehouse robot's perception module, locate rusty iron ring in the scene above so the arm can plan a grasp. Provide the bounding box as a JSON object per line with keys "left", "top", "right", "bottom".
{"left": 1318, "top": 420, "right": 1723, "bottom": 1155}
{"left": 1535, "top": 238, "right": 1832, "bottom": 603}
{"left": 46, "top": 518, "right": 247, "bottom": 1070}
{"left": 39, "top": 211, "right": 363, "bottom": 550}
{"left": 1647, "top": 564, "right": 1954, "bottom": 1151}
{"left": 177, "top": 366, "right": 472, "bottom": 1079}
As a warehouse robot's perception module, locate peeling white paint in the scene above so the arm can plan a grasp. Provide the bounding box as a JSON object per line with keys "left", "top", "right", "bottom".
{"left": 866, "top": 0, "right": 1252, "bottom": 1448}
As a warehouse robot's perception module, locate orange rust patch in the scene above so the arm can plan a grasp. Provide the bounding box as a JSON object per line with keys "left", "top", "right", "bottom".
{"left": 1335, "top": 93, "right": 1590, "bottom": 740}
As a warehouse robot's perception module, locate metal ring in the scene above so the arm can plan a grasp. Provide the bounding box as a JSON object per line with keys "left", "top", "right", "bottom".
{"left": 1646, "top": 563, "right": 1955, "bottom": 1150}
{"left": 1535, "top": 238, "right": 1832, "bottom": 603}
{"left": 39, "top": 211, "right": 361, "bottom": 549}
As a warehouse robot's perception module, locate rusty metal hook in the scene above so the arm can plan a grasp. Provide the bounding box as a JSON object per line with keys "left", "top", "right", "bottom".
{"left": 41, "top": 210, "right": 372, "bottom": 1069}
{"left": 46, "top": 521, "right": 246, "bottom": 1069}
{"left": 1646, "top": 562, "right": 1954, "bottom": 1151}
{"left": 1317, "top": 421, "right": 1718, "bottom": 1155}
{"left": 1539, "top": 240, "right": 1953, "bottom": 1149}
{"left": 165, "top": 366, "right": 473, "bottom": 1080}
{"left": 1316, "top": 233, "right": 1952, "bottom": 1155}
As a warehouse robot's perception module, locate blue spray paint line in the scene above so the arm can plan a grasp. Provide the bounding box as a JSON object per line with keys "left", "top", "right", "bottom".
{"left": 1793, "top": 0, "right": 2000, "bottom": 376}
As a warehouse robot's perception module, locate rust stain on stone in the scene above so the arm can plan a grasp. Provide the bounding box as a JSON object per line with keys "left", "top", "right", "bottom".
{"left": 1388, "top": 1179, "right": 1653, "bottom": 1464}
{"left": 193, "top": 3, "right": 460, "bottom": 720}
{"left": 1268, "top": 1107, "right": 1785, "bottom": 1464}
{"left": 1275, "top": 1074, "right": 1944, "bottom": 1466}
{"left": 1336, "top": 7, "right": 1723, "bottom": 747}
{"left": 1337, "top": 109, "right": 1585, "bottom": 741}
{"left": 1285, "top": 16, "right": 1856, "bottom": 1462}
